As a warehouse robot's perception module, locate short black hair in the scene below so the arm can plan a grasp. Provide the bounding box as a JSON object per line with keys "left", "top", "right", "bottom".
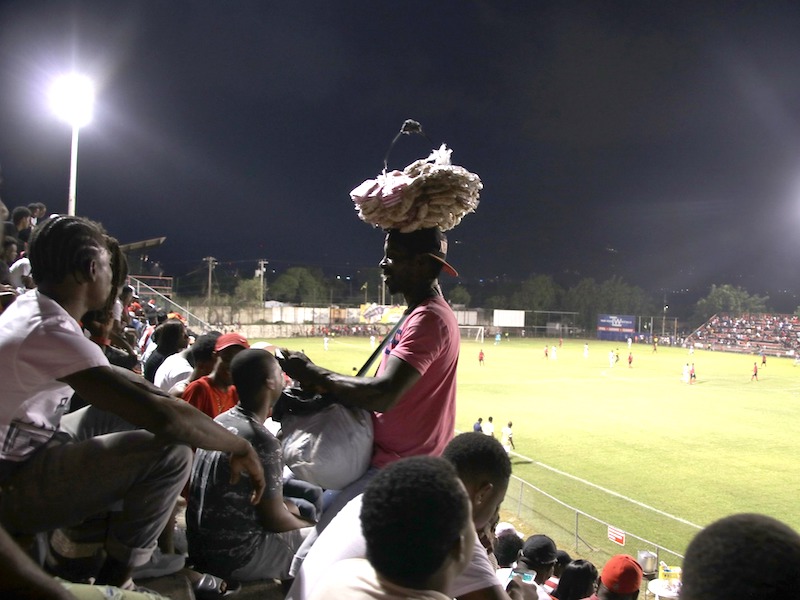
{"left": 552, "top": 559, "right": 599, "bottom": 600}
{"left": 29, "top": 216, "right": 108, "bottom": 285}
{"left": 442, "top": 432, "right": 511, "bottom": 488}
{"left": 153, "top": 319, "right": 186, "bottom": 352}
{"left": 361, "top": 456, "right": 469, "bottom": 587}
{"left": 189, "top": 331, "right": 222, "bottom": 366}
{"left": 494, "top": 534, "right": 523, "bottom": 568}
{"left": 682, "top": 513, "right": 800, "bottom": 600}
{"left": 230, "top": 348, "right": 280, "bottom": 410}
{"left": 11, "top": 205, "right": 31, "bottom": 226}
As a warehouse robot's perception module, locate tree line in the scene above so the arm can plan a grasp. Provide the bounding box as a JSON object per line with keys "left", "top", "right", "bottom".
{"left": 175, "top": 265, "right": 780, "bottom": 331}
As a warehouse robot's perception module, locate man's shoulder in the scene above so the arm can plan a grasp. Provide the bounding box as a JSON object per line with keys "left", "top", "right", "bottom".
{"left": 184, "top": 375, "right": 212, "bottom": 393}
{"left": 406, "top": 296, "right": 458, "bottom": 331}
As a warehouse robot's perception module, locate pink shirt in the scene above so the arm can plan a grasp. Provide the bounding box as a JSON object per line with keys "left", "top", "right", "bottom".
{"left": 371, "top": 295, "right": 459, "bottom": 468}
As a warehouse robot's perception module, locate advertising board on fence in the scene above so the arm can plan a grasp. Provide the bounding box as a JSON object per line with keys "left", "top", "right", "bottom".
{"left": 597, "top": 314, "right": 635, "bottom": 341}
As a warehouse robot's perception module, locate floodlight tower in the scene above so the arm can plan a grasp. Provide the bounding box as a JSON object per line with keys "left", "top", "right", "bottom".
{"left": 49, "top": 73, "right": 94, "bottom": 216}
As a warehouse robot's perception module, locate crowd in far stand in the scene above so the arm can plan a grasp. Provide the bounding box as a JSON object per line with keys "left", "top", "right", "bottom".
{"left": 687, "top": 313, "right": 800, "bottom": 356}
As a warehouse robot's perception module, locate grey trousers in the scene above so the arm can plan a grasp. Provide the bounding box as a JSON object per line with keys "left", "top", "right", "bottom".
{"left": 0, "top": 406, "right": 191, "bottom": 568}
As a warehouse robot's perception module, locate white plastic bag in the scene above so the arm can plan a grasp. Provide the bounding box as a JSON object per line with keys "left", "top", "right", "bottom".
{"left": 281, "top": 404, "right": 373, "bottom": 490}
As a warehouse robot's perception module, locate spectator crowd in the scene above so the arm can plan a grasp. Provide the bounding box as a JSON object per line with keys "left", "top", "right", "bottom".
{"left": 686, "top": 313, "right": 800, "bottom": 356}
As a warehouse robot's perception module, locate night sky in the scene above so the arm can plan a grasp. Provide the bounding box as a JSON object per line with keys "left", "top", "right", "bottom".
{"left": 2, "top": 1, "right": 800, "bottom": 302}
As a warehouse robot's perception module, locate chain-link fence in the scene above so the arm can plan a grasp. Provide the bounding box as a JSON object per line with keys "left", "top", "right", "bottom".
{"left": 502, "top": 475, "right": 691, "bottom": 572}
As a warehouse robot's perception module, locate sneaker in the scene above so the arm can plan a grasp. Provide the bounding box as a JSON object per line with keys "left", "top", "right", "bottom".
{"left": 131, "top": 547, "right": 185, "bottom": 579}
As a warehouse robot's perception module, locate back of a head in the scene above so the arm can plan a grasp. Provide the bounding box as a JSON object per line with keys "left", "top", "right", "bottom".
{"left": 519, "top": 534, "right": 557, "bottom": 571}
{"left": 11, "top": 205, "right": 31, "bottom": 227}
{"left": 29, "top": 216, "right": 108, "bottom": 286}
{"left": 154, "top": 319, "right": 187, "bottom": 352}
{"left": 682, "top": 513, "right": 800, "bottom": 600}
{"left": 494, "top": 534, "right": 523, "bottom": 568}
{"left": 552, "top": 559, "right": 598, "bottom": 600}
{"left": 361, "top": 456, "right": 469, "bottom": 588}
{"left": 597, "top": 554, "right": 642, "bottom": 599}
{"left": 189, "top": 331, "right": 222, "bottom": 366}
{"left": 230, "top": 348, "right": 279, "bottom": 408}
{"left": 442, "top": 431, "right": 511, "bottom": 488}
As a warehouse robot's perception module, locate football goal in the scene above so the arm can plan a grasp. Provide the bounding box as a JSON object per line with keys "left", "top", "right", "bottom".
{"left": 458, "top": 325, "right": 485, "bottom": 344}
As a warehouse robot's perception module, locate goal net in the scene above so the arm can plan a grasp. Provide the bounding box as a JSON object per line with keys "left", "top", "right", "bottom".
{"left": 458, "top": 325, "right": 485, "bottom": 344}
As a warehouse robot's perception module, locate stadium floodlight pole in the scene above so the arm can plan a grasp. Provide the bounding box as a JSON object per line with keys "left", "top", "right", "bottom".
{"left": 49, "top": 73, "right": 94, "bottom": 216}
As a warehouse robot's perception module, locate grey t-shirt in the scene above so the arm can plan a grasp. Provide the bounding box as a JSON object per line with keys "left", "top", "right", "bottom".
{"left": 187, "top": 405, "right": 284, "bottom": 577}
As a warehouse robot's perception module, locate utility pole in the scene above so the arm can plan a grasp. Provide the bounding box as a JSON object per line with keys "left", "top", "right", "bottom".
{"left": 257, "top": 259, "right": 269, "bottom": 305}
{"left": 204, "top": 256, "right": 217, "bottom": 307}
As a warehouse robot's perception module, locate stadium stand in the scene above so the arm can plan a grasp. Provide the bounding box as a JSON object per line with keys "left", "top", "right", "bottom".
{"left": 685, "top": 313, "right": 800, "bottom": 356}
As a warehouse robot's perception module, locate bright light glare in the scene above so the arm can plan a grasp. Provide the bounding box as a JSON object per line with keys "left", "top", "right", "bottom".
{"left": 49, "top": 73, "right": 94, "bottom": 128}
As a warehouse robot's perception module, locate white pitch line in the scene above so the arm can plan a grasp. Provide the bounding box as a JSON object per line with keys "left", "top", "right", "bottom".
{"left": 510, "top": 450, "right": 703, "bottom": 530}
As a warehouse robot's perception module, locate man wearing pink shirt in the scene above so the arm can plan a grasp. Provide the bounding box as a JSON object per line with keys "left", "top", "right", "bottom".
{"left": 279, "top": 227, "right": 460, "bottom": 567}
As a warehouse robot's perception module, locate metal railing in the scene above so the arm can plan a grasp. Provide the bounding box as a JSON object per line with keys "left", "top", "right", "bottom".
{"left": 503, "top": 474, "right": 689, "bottom": 570}
{"left": 128, "top": 276, "right": 211, "bottom": 334}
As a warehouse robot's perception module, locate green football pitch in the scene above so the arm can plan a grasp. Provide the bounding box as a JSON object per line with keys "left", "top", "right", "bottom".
{"left": 265, "top": 335, "right": 800, "bottom": 556}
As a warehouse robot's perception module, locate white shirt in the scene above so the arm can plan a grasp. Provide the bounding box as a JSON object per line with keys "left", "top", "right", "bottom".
{"left": 8, "top": 256, "right": 32, "bottom": 291}
{"left": 310, "top": 558, "right": 452, "bottom": 600}
{"left": 154, "top": 351, "right": 193, "bottom": 392}
{"left": 0, "top": 290, "right": 108, "bottom": 462}
{"left": 287, "top": 495, "right": 497, "bottom": 600}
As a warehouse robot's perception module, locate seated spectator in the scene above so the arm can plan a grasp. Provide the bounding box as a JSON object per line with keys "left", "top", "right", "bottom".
{"left": 0, "top": 215, "right": 266, "bottom": 589}
{"left": 139, "top": 310, "right": 168, "bottom": 362}
{"left": 187, "top": 348, "right": 315, "bottom": 583}
{"left": 494, "top": 534, "right": 523, "bottom": 568}
{"left": 309, "top": 456, "right": 474, "bottom": 599}
{"left": 112, "top": 284, "right": 139, "bottom": 346}
{"left": 182, "top": 332, "right": 248, "bottom": 418}
{"left": 545, "top": 549, "right": 573, "bottom": 594}
{"left": 0, "top": 237, "right": 17, "bottom": 284}
{"left": 83, "top": 308, "right": 139, "bottom": 371}
{"left": 681, "top": 513, "right": 800, "bottom": 600}
{"left": 8, "top": 250, "right": 34, "bottom": 292}
{"left": 143, "top": 319, "right": 189, "bottom": 382}
{"left": 516, "top": 534, "right": 559, "bottom": 600}
{"left": 585, "top": 554, "right": 642, "bottom": 600}
{"left": 287, "top": 432, "right": 531, "bottom": 600}
{"left": 154, "top": 331, "right": 221, "bottom": 395}
{"left": 551, "top": 559, "right": 597, "bottom": 600}
{"left": 3, "top": 205, "right": 31, "bottom": 249}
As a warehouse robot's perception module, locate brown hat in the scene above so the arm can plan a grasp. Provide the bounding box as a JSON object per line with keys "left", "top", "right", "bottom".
{"left": 385, "top": 227, "right": 458, "bottom": 276}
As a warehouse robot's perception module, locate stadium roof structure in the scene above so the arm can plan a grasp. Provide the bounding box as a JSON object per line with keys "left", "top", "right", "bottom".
{"left": 118, "top": 237, "right": 166, "bottom": 254}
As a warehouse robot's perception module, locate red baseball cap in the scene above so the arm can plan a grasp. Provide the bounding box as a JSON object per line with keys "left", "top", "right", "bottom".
{"left": 214, "top": 333, "right": 250, "bottom": 352}
{"left": 601, "top": 554, "right": 643, "bottom": 594}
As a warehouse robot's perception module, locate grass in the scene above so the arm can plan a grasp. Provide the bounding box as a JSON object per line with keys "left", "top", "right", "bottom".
{"left": 266, "top": 334, "right": 800, "bottom": 557}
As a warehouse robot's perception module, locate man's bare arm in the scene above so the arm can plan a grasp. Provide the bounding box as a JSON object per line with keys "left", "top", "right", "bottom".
{"left": 279, "top": 351, "right": 420, "bottom": 413}
{"left": 60, "top": 365, "right": 266, "bottom": 503}
{"left": 255, "top": 492, "right": 314, "bottom": 533}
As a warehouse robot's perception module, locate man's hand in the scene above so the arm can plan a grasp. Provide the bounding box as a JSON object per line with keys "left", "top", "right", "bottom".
{"left": 229, "top": 443, "right": 266, "bottom": 504}
{"left": 277, "top": 349, "right": 321, "bottom": 389}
